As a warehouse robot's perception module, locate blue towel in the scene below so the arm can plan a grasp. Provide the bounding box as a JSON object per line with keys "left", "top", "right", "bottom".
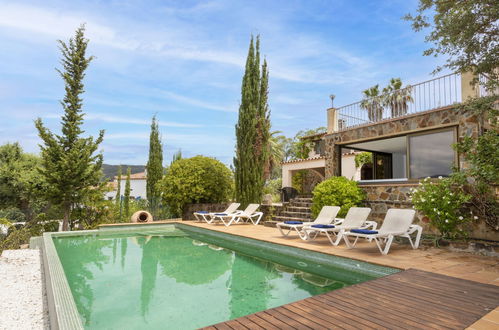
{"left": 311, "top": 224, "right": 335, "bottom": 229}
{"left": 350, "top": 229, "right": 378, "bottom": 235}
{"left": 196, "top": 211, "right": 209, "bottom": 214}
{"left": 214, "top": 213, "right": 227, "bottom": 216}
{"left": 284, "top": 221, "right": 303, "bottom": 225}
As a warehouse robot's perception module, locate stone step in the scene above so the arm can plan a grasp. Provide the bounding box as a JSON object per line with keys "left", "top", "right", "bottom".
{"left": 286, "top": 206, "right": 312, "bottom": 213}
{"left": 273, "top": 215, "right": 311, "bottom": 222}
{"left": 282, "top": 211, "right": 312, "bottom": 218}
{"left": 292, "top": 197, "right": 313, "bottom": 203}
{"left": 289, "top": 201, "right": 313, "bottom": 207}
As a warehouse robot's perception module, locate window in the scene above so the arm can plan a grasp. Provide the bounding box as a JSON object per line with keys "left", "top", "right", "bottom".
{"left": 408, "top": 129, "right": 456, "bottom": 179}
{"left": 340, "top": 127, "right": 457, "bottom": 182}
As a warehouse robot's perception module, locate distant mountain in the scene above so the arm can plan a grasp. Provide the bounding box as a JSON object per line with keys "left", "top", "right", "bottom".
{"left": 102, "top": 164, "right": 146, "bottom": 180}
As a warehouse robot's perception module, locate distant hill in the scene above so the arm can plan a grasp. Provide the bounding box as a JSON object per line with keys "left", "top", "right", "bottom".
{"left": 102, "top": 164, "right": 146, "bottom": 181}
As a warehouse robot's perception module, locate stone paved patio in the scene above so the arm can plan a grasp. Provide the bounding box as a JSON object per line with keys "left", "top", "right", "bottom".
{"left": 180, "top": 221, "right": 499, "bottom": 286}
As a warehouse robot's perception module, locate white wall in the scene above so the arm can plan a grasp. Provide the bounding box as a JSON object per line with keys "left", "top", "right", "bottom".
{"left": 341, "top": 154, "right": 360, "bottom": 181}
{"left": 105, "top": 179, "right": 147, "bottom": 200}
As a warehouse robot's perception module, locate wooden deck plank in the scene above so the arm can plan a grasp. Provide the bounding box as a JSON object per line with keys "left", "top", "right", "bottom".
{"left": 314, "top": 287, "right": 439, "bottom": 329}
{"left": 253, "top": 312, "right": 298, "bottom": 329}
{"left": 202, "top": 269, "right": 499, "bottom": 330}
{"left": 240, "top": 315, "right": 280, "bottom": 330}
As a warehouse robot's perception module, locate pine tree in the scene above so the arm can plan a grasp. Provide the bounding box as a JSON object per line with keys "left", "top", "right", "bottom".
{"left": 234, "top": 35, "right": 271, "bottom": 206}
{"left": 35, "top": 25, "right": 104, "bottom": 231}
{"left": 123, "top": 167, "right": 131, "bottom": 220}
{"left": 146, "top": 115, "right": 163, "bottom": 218}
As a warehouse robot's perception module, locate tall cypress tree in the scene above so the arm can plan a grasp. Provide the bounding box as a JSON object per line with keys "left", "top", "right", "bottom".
{"left": 115, "top": 165, "right": 122, "bottom": 205}
{"left": 234, "top": 35, "right": 271, "bottom": 206}
{"left": 146, "top": 115, "right": 163, "bottom": 218}
{"left": 123, "top": 167, "right": 131, "bottom": 220}
{"left": 35, "top": 25, "right": 104, "bottom": 231}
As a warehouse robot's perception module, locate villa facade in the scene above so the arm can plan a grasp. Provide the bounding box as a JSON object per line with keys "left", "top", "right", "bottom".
{"left": 281, "top": 72, "right": 496, "bottom": 240}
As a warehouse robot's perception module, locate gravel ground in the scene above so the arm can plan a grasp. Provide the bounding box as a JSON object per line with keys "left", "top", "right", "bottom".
{"left": 0, "top": 249, "right": 49, "bottom": 330}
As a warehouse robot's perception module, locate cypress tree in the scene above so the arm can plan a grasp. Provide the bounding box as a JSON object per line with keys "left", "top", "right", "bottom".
{"left": 146, "top": 115, "right": 163, "bottom": 218}
{"left": 115, "top": 165, "right": 122, "bottom": 205}
{"left": 35, "top": 25, "right": 104, "bottom": 231}
{"left": 123, "top": 167, "right": 131, "bottom": 220}
{"left": 234, "top": 35, "right": 271, "bottom": 206}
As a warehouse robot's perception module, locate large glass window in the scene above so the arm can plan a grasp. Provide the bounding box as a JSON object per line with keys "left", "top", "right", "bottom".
{"left": 409, "top": 129, "right": 455, "bottom": 179}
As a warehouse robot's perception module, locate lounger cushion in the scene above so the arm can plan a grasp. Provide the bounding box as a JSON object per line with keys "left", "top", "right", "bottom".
{"left": 214, "top": 213, "right": 228, "bottom": 216}
{"left": 350, "top": 229, "right": 378, "bottom": 234}
{"left": 195, "top": 211, "right": 209, "bottom": 214}
{"left": 284, "top": 221, "right": 303, "bottom": 224}
{"left": 311, "top": 224, "right": 335, "bottom": 229}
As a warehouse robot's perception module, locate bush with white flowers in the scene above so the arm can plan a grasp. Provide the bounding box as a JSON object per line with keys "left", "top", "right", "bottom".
{"left": 410, "top": 177, "right": 472, "bottom": 239}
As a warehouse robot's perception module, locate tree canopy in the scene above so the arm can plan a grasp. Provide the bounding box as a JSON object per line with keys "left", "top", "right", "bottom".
{"left": 405, "top": 0, "right": 499, "bottom": 89}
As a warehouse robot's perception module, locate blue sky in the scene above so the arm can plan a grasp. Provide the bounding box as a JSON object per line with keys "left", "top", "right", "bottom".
{"left": 0, "top": 0, "right": 446, "bottom": 165}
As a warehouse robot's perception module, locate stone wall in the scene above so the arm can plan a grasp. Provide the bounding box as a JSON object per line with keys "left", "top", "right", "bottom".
{"left": 324, "top": 105, "right": 479, "bottom": 177}
{"left": 182, "top": 202, "right": 231, "bottom": 220}
{"left": 360, "top": 184, "right": 498, "bottom": 241}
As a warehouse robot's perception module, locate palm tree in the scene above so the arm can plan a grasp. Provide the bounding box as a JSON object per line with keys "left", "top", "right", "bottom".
{"left": 265, "top": 130, "right": 285, "bottom": 179}
{"left": 382, "top": 78, "right": 414, "bottom": 118}
{"left": 360, "top": 85, "right": 383, "bottom": 122}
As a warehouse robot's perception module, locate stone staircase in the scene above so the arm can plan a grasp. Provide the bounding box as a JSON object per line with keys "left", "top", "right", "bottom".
{"left": 273, "top": 196, "right": 313, "bottom": 223}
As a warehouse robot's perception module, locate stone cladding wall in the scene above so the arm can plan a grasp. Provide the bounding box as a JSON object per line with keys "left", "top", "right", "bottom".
{"left": 324, "top": 105, "right": 479, "bottom": 177}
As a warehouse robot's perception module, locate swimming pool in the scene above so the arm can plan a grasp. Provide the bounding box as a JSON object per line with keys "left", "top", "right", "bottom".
{"left": 40, "top": 223, "right": 398, "bottom": 329}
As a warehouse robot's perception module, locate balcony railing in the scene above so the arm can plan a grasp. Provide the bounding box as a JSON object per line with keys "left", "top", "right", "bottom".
{"left": 336, "top": 73, "right": 461, "bottom": 131}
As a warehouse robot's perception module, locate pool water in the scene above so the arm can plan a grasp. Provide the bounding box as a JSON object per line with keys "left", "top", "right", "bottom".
{"left": 54, "top": 229, "right": 359, "bottom": 329}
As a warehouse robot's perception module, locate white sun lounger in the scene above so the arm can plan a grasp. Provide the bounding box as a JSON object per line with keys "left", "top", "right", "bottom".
{"left": 193, "top": 203, "right": 240, "bottom": 223}
{"left": 276, "top": 206, "right": 341, "bottom": 239}
{"left": 302, "top": 207, "right": 374, "bottom": 245}
{"left": 343, "top": 208, "right": 422, "bottom": 255}
{"left": 211, "top": 203, "right": 263, "bottom": 227}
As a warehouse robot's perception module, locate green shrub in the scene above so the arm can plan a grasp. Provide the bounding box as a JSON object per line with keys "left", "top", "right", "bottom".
{"left": 311, "top": 176, "right": 364, "bottom": 218}
{"left": 0, "top": 221, "right": 44, "bottom": 254}
{"left": 159, "top": 156, "right": 233, "bottom": 217}
{"left": 354, "top": 152, "right": 372, "bottom": 168}
{"left": 0, "top": 207, "right": 26, "bottom": 222}
{"left": 410, "top": 177, "right": 472, "bottom": 239}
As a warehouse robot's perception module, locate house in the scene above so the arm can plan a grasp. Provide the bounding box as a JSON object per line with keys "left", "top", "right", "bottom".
{"left": 105, "top": 171, "right": 147, "bottom": 201}
{"left": 281, "top": 72, "right": 495, "bottom": 240}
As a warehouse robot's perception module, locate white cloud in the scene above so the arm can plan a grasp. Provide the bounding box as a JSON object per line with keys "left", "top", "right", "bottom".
{"left": 44, "top": 113, "right": 202, "bottom": 128}
{"left": 157, "top": 90, "right": 237, "bottom": 113}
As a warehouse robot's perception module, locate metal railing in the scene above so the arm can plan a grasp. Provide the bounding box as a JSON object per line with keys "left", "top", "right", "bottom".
{"left": 336, "top": 73, "right": 462, "bottom": 130}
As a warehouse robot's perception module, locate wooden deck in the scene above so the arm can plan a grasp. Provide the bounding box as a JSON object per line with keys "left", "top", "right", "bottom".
{"left": 203, "top": 269, "right": 499, "bottom": 330}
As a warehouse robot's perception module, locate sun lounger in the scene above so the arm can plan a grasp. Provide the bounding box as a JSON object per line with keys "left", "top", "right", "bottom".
{"left": 211, "top": 203, "right": 263, "bottom": 227}
{"left": 193, "top": 203, "right": 240, "bottom": 223}
{"left": 302, "top": 207, "right": 374, "bottom": 245}
{"left": 343, "top": 208, "right": 422, "bottom": 255}
{"left": 276, "top": 206, "right": 341, "bottom": 239}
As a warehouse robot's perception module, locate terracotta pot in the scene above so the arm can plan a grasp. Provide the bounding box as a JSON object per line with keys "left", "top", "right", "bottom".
{"left": 131, "top": 210, "right": 153, "bottom": 223}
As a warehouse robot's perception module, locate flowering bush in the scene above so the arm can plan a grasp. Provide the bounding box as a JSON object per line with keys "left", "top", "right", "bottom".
{"left": 410, "top": 177, "right": 472, "bottom": 239}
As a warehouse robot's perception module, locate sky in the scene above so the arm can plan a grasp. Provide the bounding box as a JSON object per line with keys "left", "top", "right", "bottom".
{"left": 0, "top": 0, "right": 447, "bottom": 165}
